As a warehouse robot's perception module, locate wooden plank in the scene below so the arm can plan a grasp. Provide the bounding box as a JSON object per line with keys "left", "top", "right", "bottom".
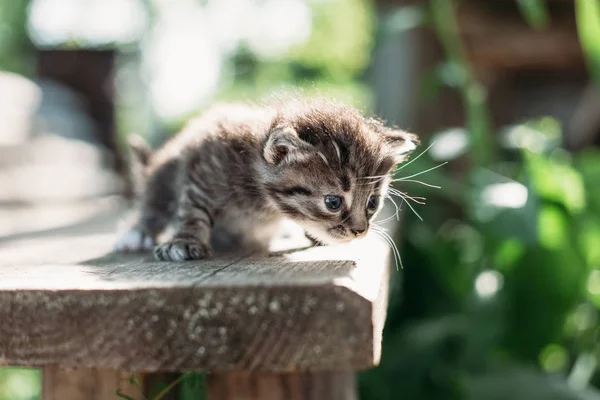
{"left": 0, "top": 208, "right": 390, "bottom": 373}
{"left": 207, "top": 371, "right": 357, "bottom": 400}
{"left": 456, "top": 1, "right": 584, "bottom": 73}
{"left": 42, "top": 368, "right": 142, "bottom": 400}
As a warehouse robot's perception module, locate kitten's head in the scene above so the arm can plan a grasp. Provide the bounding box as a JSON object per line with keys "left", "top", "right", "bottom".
{"left": 261, "top": 99, "right": 418, "bottom": 244}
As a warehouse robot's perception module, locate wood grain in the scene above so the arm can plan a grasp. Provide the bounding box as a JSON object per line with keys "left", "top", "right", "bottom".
{"left": 42, "top": 367, "right": 142, "bottom": 400}
{"left": 207, "top": 371, "right": 357, "bottom": 400}
{"left": 0, "top": 208, "right": 390, "bottom": 373}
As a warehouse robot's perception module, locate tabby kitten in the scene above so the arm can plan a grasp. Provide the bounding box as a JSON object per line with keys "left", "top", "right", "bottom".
{"left": 114, "top": 98, "right": 418, "bottom": 261}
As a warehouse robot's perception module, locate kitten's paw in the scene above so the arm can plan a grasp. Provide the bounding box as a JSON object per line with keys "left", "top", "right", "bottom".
{"left": 305, "top": 232, "right": 324, "bottom": 247}
{"left": 114, "top": 229, "right": 155, "bottom": 252}
{"left": 154, "top": 239, "right": 214, "bottom": 261}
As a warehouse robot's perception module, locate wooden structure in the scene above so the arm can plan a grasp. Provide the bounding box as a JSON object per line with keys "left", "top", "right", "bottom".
{"left": 371, "top": 0, "right": 599, "bottom": 149}
{"left": 0, "top": 202, "right": 390, "bottom": 399}
{"left": 36, "top": 49, "right": 120, "bottom": 165}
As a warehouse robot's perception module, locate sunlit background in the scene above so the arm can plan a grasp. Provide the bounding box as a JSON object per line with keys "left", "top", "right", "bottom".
{"left": 1, "top": 0, "right": 600, "bottom": 399}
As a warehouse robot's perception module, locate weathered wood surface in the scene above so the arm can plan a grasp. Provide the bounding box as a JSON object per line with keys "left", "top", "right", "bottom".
{"left": 207, "top": 371, "right": 357, "bottom": 400}
{"left": 0, "top": 205, "right": 390, "bottom": 373}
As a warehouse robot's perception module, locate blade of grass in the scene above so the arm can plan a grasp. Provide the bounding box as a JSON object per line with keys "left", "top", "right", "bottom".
{"left": 517, "top": 0, "right": 551, "bottom": 30}
{"left": 151, "top": 373, "right": 192, "bottom": 400}
{"left": 116, "top": 390, "right": 138, "bottom": 400}
{"left": 430, "top": 0, "right": 495, "bottom": 168}
{"left": 576, "top": 0, "right": 600, "bottom": 91}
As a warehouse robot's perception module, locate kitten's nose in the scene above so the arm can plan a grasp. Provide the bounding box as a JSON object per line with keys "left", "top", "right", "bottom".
{"left": 350, "top": 227, "right": 366, "bottom": 237}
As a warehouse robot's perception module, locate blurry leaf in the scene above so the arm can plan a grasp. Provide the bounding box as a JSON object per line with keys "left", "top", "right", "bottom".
{"left": 380, "top": 5, "right": 425, "bottom": 36}
{"left": 565, "top": 303, "right": 598, "bottom": 336}
{"left": 430, "top": 128, "right": 470, "bottom": 162}
{"left": 461, "top": 292, "right": 507, "bottom": 370}
{"left": 148, "top": 383, "right": 169, "bottom": 400}
{"left": 587, "top": 270, "right": 600, "bottom": 308}
{"left": 426, "top": 232, "right": 472, "bottom": 299}
{"left": 437, "top": 61, "right": 469, "bottom": 88}
{"left": 0, "top": 367, "right": 41, "bottom": 400}
{"left": 360, "top": 315, "right": 467, "bottom": 400}
{"left": 494, "top": 238, "right": 526, "bottom": 272}
{"left": 465, "top": 366, "right": 600, "bottom": 400}
{"left": 503, "top": 238, "right": 587, "bottom": 361}
{"left": 500, "top": 117, "right": 562, "bottom": 153}
{"left": 288, "top": 0, "right": 374, "bottom": 82}
{"left": 467, "top": 168, "right": 538, "bottom": 244}
{"left": 578, "top": 217, "right": 600, "bottom": 267}
{"left": 431, "top": 0, "right": 495, "bottom": 167}
{"left": 129, "top": 375, "right": 142, "bottom": 386}
{"left": 540, "top": 344, "right": 569, "bottom": 373}
{"left": 517, "top": 0, "right": 551, "bottom": 30}
{"left": 474, "top": 270, "right": 504, "bottom": 300}
{"left": 116, "top": 390, "right": 138, "bottom": 400}
{"left": 576, "top": 149, "right": 600, "bottom": 212}
{"left": 576, "top": 0, "right": 600, "bottom": 92}
{"left": 568, "top": 353, "right": 598, "bottom": 391}
{"left": 419, "top": 66, "right": 444, "bottom": 102}
{"left": 180, "top": 372, "right": 207, "bottom": 400}
{"left": 526, "top": 152, "right": 586, "bottom": 214}
{"left": 429, "top": 222, "right": 485, "bottom": 298}
{"left": 538, "top": 206, "right": 569, "bottom": 250}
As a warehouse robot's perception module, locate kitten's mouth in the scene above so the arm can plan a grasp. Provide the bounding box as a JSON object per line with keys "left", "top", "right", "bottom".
{"left": 326, "top": 226, "right": 356, "bottom": 243}
{"left": 328, "top": 224, "right": 346, "bottom": 235}
{"left": 302, "top": 225, "right": 353, "bottom": 245}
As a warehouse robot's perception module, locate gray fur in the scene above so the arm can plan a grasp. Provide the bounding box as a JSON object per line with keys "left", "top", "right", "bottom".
{"left": 115, "top": 97, "right": 419, "bottom": 261}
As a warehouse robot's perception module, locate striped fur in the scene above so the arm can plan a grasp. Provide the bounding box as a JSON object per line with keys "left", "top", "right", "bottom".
{"left": 114, "top": 97, "right": 418, "bottom": 261}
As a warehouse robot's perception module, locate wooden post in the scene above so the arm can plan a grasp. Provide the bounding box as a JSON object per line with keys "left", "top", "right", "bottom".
{"left": 207, "top": 372, "right": 356, "bottom": 400}
{"left": 36, "top": 49, "right": 118, "bottom": 158}
{"left": 42, "top": 368, "right": 141, "bottom": 400}
{"left": 42, "top": 368, "right": 180, "bottom": 400}
{"left": 35, "top": 49, "right": 134, "bottom": 197}
{"left": 0, "top": 206, "right": 390, "bottom": 399}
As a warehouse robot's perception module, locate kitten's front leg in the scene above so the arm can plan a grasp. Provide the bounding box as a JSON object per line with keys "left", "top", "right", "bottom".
{"left": 305, "top": 232, "right": 324, "bottom": 247}
{"left": 154, "top": 186, "right": 215, "bottom": 261}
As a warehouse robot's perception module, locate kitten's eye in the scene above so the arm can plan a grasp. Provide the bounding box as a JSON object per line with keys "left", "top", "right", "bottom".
{"left": 367, "top": 195, "right": 380, "bottom": 212}
{"left": 324, "top": 195, "right": 343, "bottom": 211}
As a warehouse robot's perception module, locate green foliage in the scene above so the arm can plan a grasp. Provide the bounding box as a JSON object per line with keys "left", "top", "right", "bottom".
{"left": 114, "top": 372, "right": 205, "bottom": 400}
{"left": 517, "top": 0, "right": 551, "bottom": 30}
{"left": 359, "top": 1, "right": 600, "bottom": 399}
{"left": 576, "top": 0, "right": 600, "bottom": 91}
{"left": 287, "top": 0, "right": 374, "bottom": 82}
{"left": 0, "top": 368, "right": 40, "bottom": 400}
{"left": 0, "top": 0, "right": 33, "bottom": 75}
{"left": 430, "top": 0, "right": 495, "bottom": 167}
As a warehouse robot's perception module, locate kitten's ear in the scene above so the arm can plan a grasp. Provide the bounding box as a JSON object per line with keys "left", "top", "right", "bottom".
{"left": 264, "top": 127, "right": 312, "bottom": 165}
{"left": 383, "top": 129, "right": 419, "bottom": 163}
{"left": 366, "top": 118, "right": 419, "bottom": 162}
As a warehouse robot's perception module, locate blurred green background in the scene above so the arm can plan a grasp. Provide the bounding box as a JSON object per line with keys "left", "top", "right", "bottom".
{"left": 1, "top": 0, "right": 600, "bottom": 399}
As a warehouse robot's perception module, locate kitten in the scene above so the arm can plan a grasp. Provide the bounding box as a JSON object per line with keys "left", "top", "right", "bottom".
{"left": 114, "top": 97, "right": 418, "bottom": 261}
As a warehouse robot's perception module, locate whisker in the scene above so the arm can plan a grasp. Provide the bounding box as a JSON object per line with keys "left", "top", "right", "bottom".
{"left": 371, "top": 226, "right": 403, "bottom": 270}
{"left": 388, "top": 189, "right": 427, "bottom": 205}
{"left": 379, "top": 195, "right": 401, "bottom": 223}
{"left": 394, "top": 193, "right": 424, "bottom": 221}
{"left": 400, "top": 194, "right": 426, "bottom": 205}
{"left": 395, "top": 140, "right": 437, "bottom": 172}
{"left": 387, "top": 196, "right": 401, "bottom": 221}
{"left": 400, "top": 179, "right": 441, "bottom": 189}
{"left": 339, "top": 212, "right": 352, "bottom": 225}
{"left": 394, "top": 162, "right": 448, "bottom": 182}
{"left": 357, "top": 175, "right": 389, "bottom": 180}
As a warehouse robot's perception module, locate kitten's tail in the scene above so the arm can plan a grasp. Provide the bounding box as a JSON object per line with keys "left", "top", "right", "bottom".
{"left": 125, "top": 134, "right": 153, "bottom": 198}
